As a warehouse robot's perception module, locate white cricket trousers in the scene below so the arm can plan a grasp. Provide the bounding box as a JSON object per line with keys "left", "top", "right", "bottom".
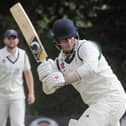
{"left": 0, "top": 98, "right": 25, "bottom": 126}
{"left": 69, "top": 97, "right": 126, "bottom": 126}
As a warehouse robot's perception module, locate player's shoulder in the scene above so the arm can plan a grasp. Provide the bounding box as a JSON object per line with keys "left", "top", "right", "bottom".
{"left": 0, "top": 47, "right": 5, "bottom": 51}
{"left": 78, "top": 39, "right": 94, "bottom": 44}
{"left": 77, "top": 39, "right": 93, "bottom": 46}
{"left": 0, "top": 47, "right": 7, "bottom": 54}
{"left": 78, "top": 39, "right": 99, "bottom": 49}
{"left": 17, "top": 47, "right": 27, "bottom": 55}
{"left": 77, "top": 39, "right": 90, "bottom": 50}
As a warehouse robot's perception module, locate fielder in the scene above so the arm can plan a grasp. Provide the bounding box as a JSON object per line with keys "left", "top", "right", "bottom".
{"left": 37, "top": 18, "right": 126, "bottom": 126}
{"left": 0, "top": 29, "right": 35, "bottom": 126}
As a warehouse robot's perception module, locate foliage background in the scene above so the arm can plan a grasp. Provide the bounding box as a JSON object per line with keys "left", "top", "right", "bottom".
{"left": 0, "top": 0, "right": 126, "bottom": 117}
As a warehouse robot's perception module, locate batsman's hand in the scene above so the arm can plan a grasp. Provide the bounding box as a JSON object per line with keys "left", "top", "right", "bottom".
{"left": 42, "top": 71, "right": 65, "bottom": 95}
{"left": 37, "top": 59, "right": 56, "bottom": 81}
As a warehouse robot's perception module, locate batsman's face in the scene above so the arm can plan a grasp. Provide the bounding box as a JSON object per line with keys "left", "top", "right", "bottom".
{"left": 58, "top": 37, "right": 75, "bottom": 53}
{"left": 4, "top": 36, "right": 19, "bottom": 49}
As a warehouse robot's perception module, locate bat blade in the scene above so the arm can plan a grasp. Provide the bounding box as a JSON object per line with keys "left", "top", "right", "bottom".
{"left": 10, "top": 2, "right": 48, "bottom": 62}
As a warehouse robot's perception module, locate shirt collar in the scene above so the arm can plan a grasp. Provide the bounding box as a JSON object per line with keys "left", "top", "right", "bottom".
{"left": 4, "top": 46, "right": 19, "bottom": 58}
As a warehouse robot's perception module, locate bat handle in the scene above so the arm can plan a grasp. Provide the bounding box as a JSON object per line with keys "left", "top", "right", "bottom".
{"left": 41, "top": 59, "right": 47, "bottom": 63}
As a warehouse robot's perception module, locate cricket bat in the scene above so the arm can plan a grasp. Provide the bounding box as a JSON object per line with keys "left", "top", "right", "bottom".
{"left": 10, "top": 2, "right": 48, "bottom": 62}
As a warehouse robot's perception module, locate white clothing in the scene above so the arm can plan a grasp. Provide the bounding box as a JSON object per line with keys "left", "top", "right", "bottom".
{"left": 0, "top": 46, "right": 31, "bottom": 126}
{"left": 0, "top": 47, "right": 31, "bottom": 99}
{"left": 0, "top": 98, "right": 25, "bottom": 126}
{"left": 68, "top": 98, "right": 126, "bottom": 126}
{"left": 56, "top": 40, "right": 126, "bottom": 104}
{"left": 56, "top": 39, "right": 126, "bottom": 126}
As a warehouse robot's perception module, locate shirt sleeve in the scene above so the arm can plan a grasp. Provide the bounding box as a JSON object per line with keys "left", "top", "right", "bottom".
{"left": 76, "top": 41, "right": 101, "bottom": 78}
{"left": 23, "top": 53, "right": 31, "bottom": 71}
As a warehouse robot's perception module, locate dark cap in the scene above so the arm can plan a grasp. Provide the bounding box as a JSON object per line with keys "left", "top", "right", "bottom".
{"left": 4, "top": 29, "right": 18, "bottom": 38}
{"left": 52, "top": 18, "right": 77, "bottom": 40}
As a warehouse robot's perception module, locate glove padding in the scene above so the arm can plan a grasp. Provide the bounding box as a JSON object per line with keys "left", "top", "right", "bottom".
{"left": 37, "top": 59, "right": 57, "bottom": 81}
{"left": 42, "top": 71, "right": 65, "bottom": 95}
{"left": 42, "top": 82, "right": 57, "bottom": 95}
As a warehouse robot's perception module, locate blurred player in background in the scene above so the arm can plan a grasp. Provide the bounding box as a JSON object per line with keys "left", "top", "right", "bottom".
{"left": 37, "top": 18, "right": 126, "bottom": 126}
{"left": 0, "top": 29, "right": 35, "bottom": 126}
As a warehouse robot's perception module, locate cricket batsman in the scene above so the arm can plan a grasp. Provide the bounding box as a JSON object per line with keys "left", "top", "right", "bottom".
{"left": 37, "top": 18, "right": 126, "bottom": 126}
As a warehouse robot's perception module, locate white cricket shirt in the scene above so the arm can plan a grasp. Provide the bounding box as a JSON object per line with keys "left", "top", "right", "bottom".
{"left": 0, "top": 46, "right": 31, "bottom": 99}
{"left": 56, "top": 40, "right": 126, "bottom": 105}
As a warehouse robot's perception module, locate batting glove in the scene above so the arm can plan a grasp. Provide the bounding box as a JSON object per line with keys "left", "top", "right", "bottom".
{"left": 42, "top": 71, "right": 65, "bottom": 94}
{"left": 37, "top": 59, "right": 57, "bottom": 81}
